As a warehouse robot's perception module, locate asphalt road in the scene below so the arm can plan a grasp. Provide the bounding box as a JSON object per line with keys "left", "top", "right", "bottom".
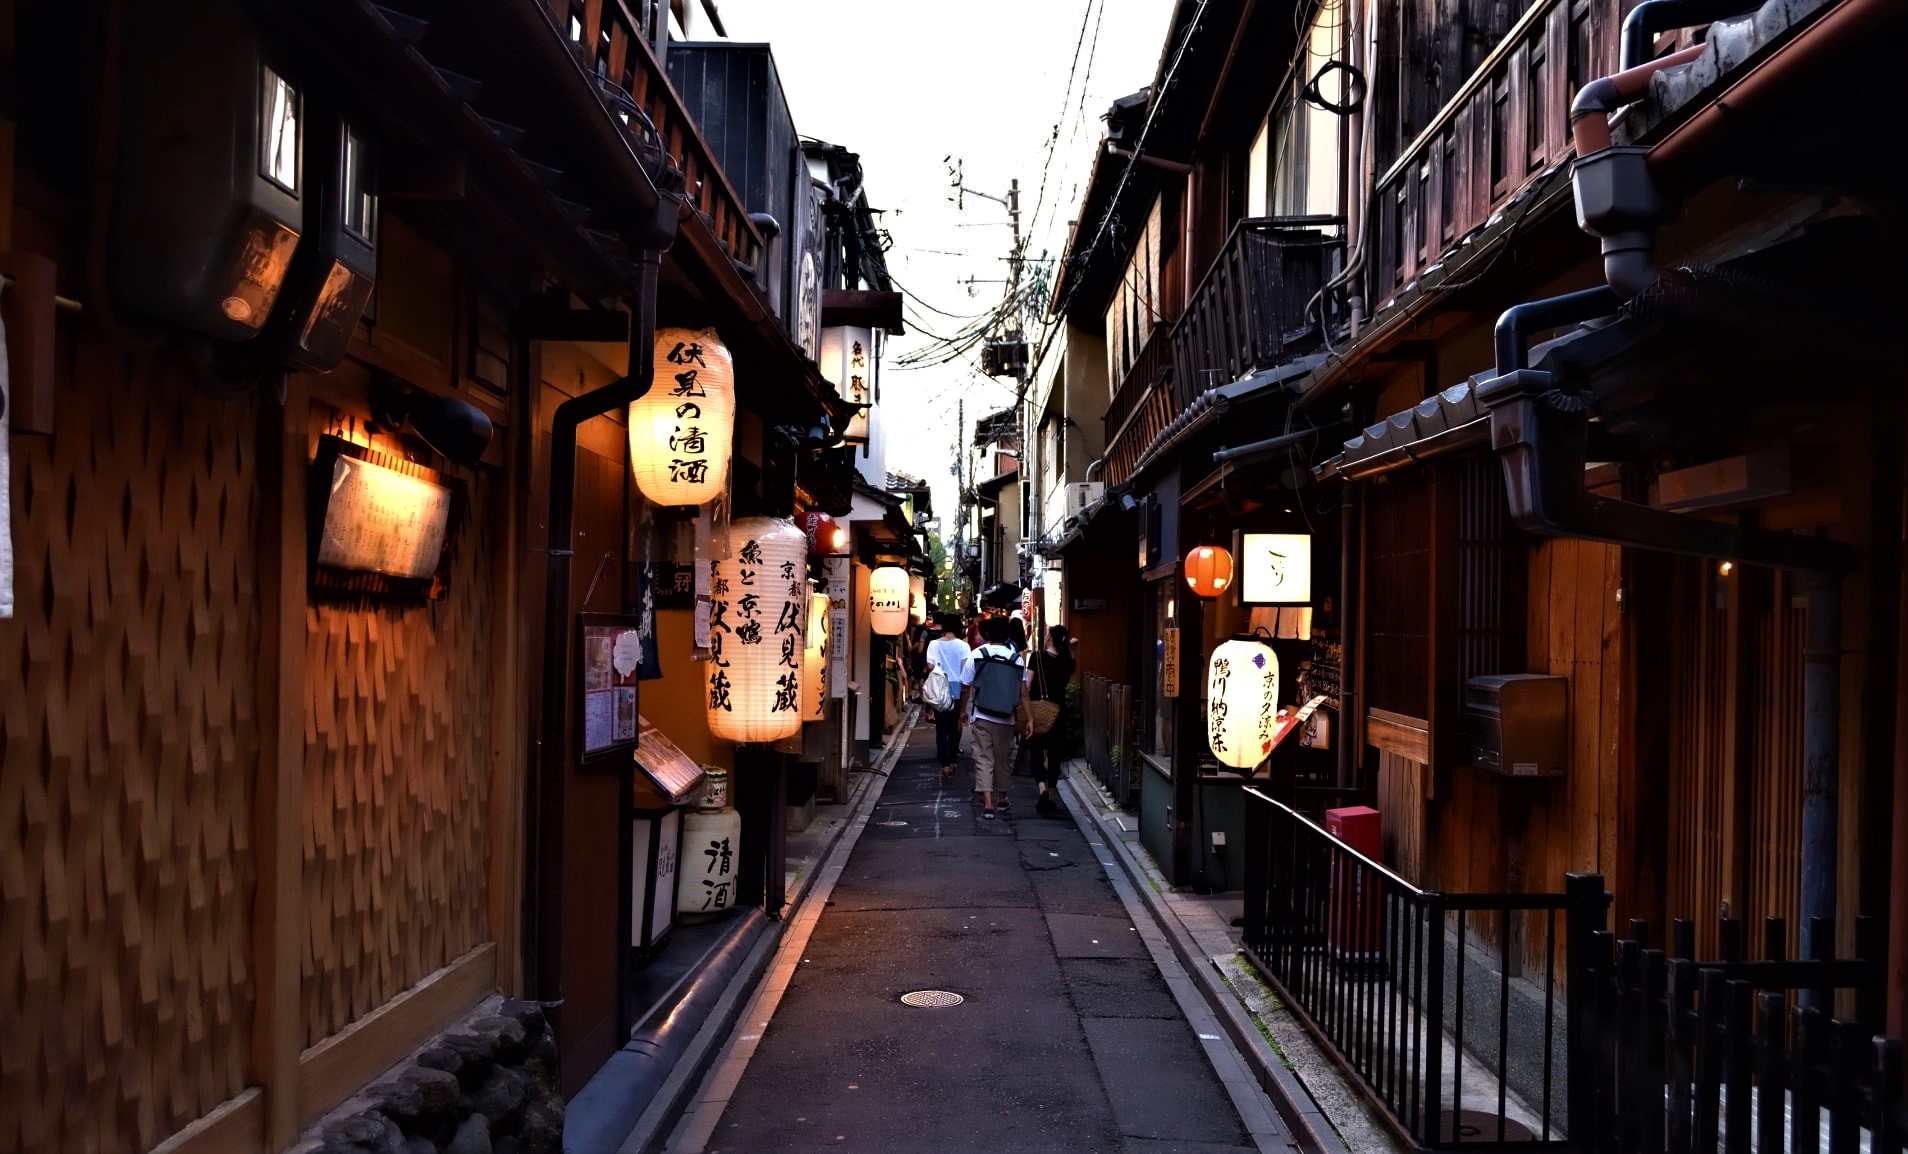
{"left": 703, "top": 724, "right": 1265, "bottom": 1154}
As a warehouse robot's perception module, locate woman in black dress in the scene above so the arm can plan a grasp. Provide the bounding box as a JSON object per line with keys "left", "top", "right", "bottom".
{"left": 1029, "top": 625, "right": 1076, "bottom": 816}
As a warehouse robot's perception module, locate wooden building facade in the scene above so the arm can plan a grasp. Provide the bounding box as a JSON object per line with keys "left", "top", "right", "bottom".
{"left": 1049, "top": 0, "right": 1908, "bottom": 1109}
{"left": 0, "top": 1, "right": 865, "bottom": 1151}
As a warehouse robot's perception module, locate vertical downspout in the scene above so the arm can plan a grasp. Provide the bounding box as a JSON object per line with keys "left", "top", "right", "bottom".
{"left": 1801, "top": 569, "right": 1841, "bottom": 975}
{"left": 1891, "top": 494, "right": 1908, "bottom": 1040}
{"left": 1338, "top": 484, "right": 1358, "bottom": 789}
{"left": 531, "top": 218, "right": 672, "bottom": 1006}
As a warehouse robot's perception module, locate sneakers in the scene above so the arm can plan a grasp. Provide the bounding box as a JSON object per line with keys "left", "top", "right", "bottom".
{"left": 982, "top": 808, "right": 997, "bottom": 820}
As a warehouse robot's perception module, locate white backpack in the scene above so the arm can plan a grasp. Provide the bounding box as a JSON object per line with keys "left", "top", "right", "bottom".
{"left": 922, "top": 663, "right": 953, "bottom": 710}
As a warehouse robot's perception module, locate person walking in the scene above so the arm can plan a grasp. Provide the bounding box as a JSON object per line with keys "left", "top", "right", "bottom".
{"left": 959, "top": 615, "right": 1030, "bottom": 819}
{"left": 924, "top": 613, "right": 970, "bottom": 779}
{"left": 1028, "top": 625, "right": 1077, "bottom": 817}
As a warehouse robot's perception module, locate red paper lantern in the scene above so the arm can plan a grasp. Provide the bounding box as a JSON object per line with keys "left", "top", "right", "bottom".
{"left": 1183, "top": 545, "right": 1235, "bottom": 598}
{"left": 800, "top": 512, "right": 848, "bottom": 557}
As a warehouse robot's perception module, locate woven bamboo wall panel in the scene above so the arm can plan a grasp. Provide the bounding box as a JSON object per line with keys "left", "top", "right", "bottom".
{"left": 0, "top": 346, "right": 261, "bottom": 1154}
{"left": 300, "top": 464, "right": 495, "bottom": 1047}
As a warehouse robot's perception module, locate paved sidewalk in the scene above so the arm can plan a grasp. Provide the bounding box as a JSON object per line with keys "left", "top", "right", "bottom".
{"left": 668, "top": 725, "right": 1291, "bottom": 1154}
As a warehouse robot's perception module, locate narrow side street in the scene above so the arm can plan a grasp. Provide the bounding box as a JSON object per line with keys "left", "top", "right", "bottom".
{"left": 669, "top": 724, "right": 1289, "bottom": 1154}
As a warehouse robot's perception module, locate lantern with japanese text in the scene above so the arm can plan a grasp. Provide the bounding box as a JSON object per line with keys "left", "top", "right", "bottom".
{"left": 804, "top": 591, "right": 829, "bottom": 721}
{"left": 1206, "top": 636, "right": 1280, "bottom": 769}
{"left": 1183, "top": 545, "right": 1235, "bottom": 599}
{"left": 706, "top": 518, "right": 806, "bottom": 743}
{"left": 630, "top": 326, "right": 736, "bottom": 507}
{"left": 868, "top": 566, "right": 910, "bottom": 636}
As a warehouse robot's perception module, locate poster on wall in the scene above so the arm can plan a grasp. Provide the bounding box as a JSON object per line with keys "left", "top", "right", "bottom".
{"left": 825, "top": 556, "right": 850, "bottom": 699}
{"left": 308, "top": 435, "right": 466, "bottom": 601}
{"left": 579, "top": 614, "right": 644, "bottom": 762}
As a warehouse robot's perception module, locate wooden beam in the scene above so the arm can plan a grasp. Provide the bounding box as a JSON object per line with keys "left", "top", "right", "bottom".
{"left": 1367, "top": 708, "right": 1430, "bottom": 765}
{"left": 297, "top": 943, "right": 497, "bottom": 1126}
{"left": 252, "top": 375, "right": 310, "bottom": 1152}
{"left": 144, "top": 1089, "right": 263, "bottom": 1154}
{"left": 486, "top": 338, "right": 530, "bottom": 998}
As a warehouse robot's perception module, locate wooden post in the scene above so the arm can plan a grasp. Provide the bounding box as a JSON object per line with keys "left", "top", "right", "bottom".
{"left": 253, "top": 376, "right": 310, "bottom": 1150}
{"left": 486, "top": 340, "right": 529, "bottom": 998}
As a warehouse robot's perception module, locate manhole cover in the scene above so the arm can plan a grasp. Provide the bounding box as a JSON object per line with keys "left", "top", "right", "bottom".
{"left": 899, "top": 989, "right": 964, "bottom": 1009}
{"left": 1437, "top": 1109, "right": 1534, "bottom": 1143}
{"left": 875, "top": 820, "right": 909, "bottom": 827}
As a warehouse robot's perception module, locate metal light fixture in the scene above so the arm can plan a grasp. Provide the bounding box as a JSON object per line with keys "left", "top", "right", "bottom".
{"left": 370, "top": 374, "right": 494, "bottom": 467}
{"left": 276, "top": 111, "right": 378, "bottom": 370}
{"left": 115, "top": 4, "right": 305, "bottom": 341}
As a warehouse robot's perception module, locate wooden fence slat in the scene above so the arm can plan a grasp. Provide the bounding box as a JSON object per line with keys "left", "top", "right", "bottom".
{"left": 1695, "top": 969, "right": 1726, "bottom": 1152}
{"left": 1723, "top": 980, "right": 1753, "bottom": 1154}
{"left": 1794, "top": 1006, "right": 1823, "bottom": 1154}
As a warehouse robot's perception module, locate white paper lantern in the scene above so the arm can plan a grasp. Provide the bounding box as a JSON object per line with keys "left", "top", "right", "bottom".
{"left": 803, "top": 591, "right": 829, "bottom": 721}
{"left": 630, "top": 326, "right": 736, "bottom": 507}
{"left": 706, "top": 518, "right": 806, "bottom": 743}
{"left": 868, "top": 566, "right": 910, "bottom": 636}
{"left": 1207, "top": 637, "right": 1281, "bottom": 769}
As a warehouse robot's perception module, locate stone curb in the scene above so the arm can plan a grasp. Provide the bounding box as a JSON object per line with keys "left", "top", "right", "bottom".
{"left": 612, "top": 711, "right": 915, "bottom": 1154}
{"left": 1060, "top": 771, "right": 1352, "bottom": 1154}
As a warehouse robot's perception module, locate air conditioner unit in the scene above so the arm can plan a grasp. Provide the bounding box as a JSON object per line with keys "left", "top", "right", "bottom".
{"left": 1065, "top": 481, "right": 1104, "bottom": 519}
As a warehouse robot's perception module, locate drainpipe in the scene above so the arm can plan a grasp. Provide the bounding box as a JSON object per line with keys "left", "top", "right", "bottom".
{"left": 1619, "top": 0, "right": 1758, "bottom": 69}
{"left": 532, "top": 197, "right": 679, "bottom": 1006}
{"left": 1338, "top": 484, "right": 1359, "bottom": 791}
{"left": 1801, "top": 569, "right": 1840, "bottom": 975}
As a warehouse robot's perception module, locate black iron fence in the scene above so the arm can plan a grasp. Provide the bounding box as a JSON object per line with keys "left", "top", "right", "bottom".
{"left": 1574, "top": 911, "right": 1904, "bottom": 1153}
{"left": 1243, "top": 787, "right": 1597, "bottom": 1147}
{"left": 1242, "top": 786, "right": 1907, "bottom": 1151}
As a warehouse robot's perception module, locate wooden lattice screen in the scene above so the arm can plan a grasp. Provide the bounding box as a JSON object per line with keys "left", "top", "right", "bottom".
{"left": 0, "top": 348, "right": 262, "bottom": 1153}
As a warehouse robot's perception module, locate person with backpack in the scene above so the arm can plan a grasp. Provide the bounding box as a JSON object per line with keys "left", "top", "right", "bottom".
{"left": 923, "top": 614, "right": 969, "bottom": 778}
{"left": 959, "top": 615, "right": 1031, "bottom": 819}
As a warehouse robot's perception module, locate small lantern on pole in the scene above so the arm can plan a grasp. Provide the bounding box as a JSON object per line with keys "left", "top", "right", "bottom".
{"left": 706, "top": 518, "right": 806, "bottom": 743}
{"left": 1183, "top": 545, "right": 1235, "bottom": 599}
{"left": 868, "top": 566, "right": 910, "bottom": 636}
{"left": 1206, "top": 634, "right": 1280, "bottom": 770}
{"left": 630, "top": 327, "right": 736, "bottom": 507}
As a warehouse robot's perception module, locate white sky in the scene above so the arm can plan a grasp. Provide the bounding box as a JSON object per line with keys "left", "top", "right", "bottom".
{"left": 715, "top": 0, "right": 1177, "bottom": 523}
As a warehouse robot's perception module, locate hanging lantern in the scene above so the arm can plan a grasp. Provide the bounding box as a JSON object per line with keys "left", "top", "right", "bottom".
{"left": 630, "top": 326, "right": 736, "bottom": 507}
{"left": 803, "top": 591, "right": 829, "bottom": 721}
{"left": 706, "top": 518, "right": 806, "bottom": 743}
{"left": 868, "top": 566, "right": 910, "bottom": 636}
{"left": 1184, "top": 545, "right": 1235, "bottom": 599}
{"left": 800, "top": 511, "right": 849, "bottom": 556}
{"left": 1206, "top": 636, "right": 1280, "bottom": 769}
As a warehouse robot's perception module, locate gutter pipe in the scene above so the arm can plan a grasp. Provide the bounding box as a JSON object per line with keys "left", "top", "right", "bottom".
{"left": 532, "top": 196, "right": 678, "bottom": 1007}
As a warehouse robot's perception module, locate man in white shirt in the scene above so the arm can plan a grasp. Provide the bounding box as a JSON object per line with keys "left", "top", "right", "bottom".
{"left": 959, "top": 615, "right": 1031, "bottom": 819}
{"left": 924, "top": 614, "right": 970, "bottom": 779}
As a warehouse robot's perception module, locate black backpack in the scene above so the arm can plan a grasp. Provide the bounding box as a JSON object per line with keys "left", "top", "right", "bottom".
{"left": 971, "top": 649, "right": 1023, "bottom": 716}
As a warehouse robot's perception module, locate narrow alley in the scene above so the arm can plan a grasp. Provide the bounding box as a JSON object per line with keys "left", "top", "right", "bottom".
{"left": 668, "top": 723, "right": 1289, "bottom": 1154}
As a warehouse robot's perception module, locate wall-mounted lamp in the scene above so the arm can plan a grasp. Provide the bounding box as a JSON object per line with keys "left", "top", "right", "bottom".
{"left": 276, "top": 110, "right": 378, "bottom": 370}
{"left": 371, "top": 374, "right": 494, "bottom": 467}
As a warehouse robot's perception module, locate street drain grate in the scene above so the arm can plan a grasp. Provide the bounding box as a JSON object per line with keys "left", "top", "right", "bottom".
{"left": 899, "top": 989, "right": 964, "bottom": 1009}
{"left": 875, "top": 820, "right": 909, "bottom": 827}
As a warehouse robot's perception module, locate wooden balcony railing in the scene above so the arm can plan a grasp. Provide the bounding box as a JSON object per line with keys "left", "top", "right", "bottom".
{"left": 551, "top": 0, "right": 763, "bottom": 271}
{"left": 1372, "top": 0, "right": 1624, "bottom": 305}
{"left": 1102, "top": 220, "right": 1339, "bottom": 487}
{"left": 1169, "top": 218, "right": 1339, "bottom": 412}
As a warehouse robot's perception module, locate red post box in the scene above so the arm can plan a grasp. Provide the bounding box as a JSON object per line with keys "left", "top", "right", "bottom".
{"left": 1325, "top": 805, "right": 1383, "bottom": 964}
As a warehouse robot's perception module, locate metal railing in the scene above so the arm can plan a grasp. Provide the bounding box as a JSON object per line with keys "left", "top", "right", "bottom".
{"left": 1574, "top": 912, "right": 1904, "bottom": 1152}
{"left": 1243, "top": 788, "right": 1603, "bottom": 1148}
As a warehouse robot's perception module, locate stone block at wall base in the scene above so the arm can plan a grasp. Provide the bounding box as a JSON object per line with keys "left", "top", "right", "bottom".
{"left": 298, "top": 998, "right": 560, "bottom": 1154}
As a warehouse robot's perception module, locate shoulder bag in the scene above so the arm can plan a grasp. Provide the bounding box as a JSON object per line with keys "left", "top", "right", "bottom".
{"left": 1028, "top": 650, "right": 1060, "bottom": 737}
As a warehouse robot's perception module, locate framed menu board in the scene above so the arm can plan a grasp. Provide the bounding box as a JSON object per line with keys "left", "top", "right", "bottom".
{"left": 579, "top": 614, "right": 644, "bottom": 762}
{"left": 308, "top": 435, "right": 465, "bottom": 600}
